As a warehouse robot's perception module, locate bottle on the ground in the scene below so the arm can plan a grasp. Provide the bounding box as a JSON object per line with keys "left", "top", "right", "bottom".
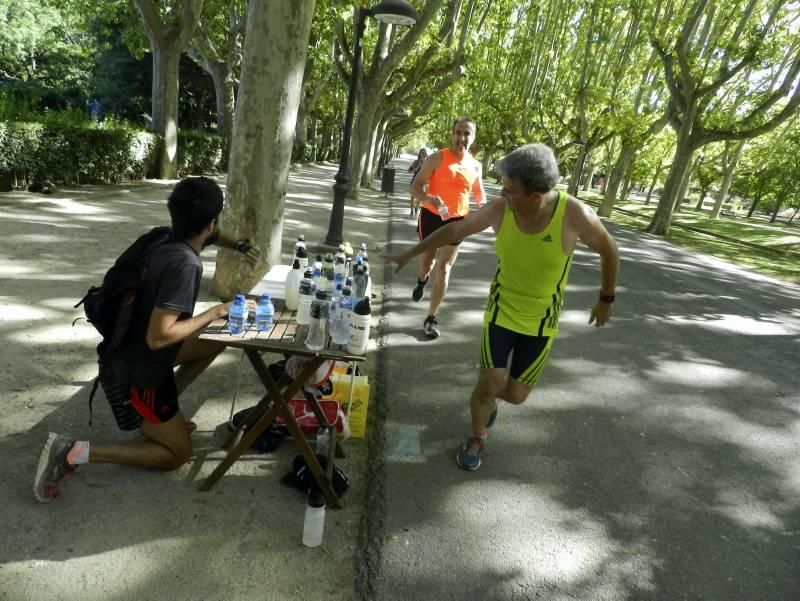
{"left": 228, "top": 294, "right": 247, "bottom": 335}
{"left": 255, "top": 293, "right": 274, "bottom": 332}
{"left": 302, "top": 490, "right": 326, "bottom": 548}
{"left": 305, "top": 291, "right": 330, "bottom": 351}
{"left": 347, "top": 296, "right": 372, "bottom": 355}
{"left": 284, "top": 259, "right": 302, "bottom": 310}
{"left": 331, "top": 286, "right": 352, "bottom": 345}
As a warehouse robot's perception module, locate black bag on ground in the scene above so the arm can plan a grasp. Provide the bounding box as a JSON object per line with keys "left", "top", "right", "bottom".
{"left": 229, "top": 407, "right": 289, "bottom": 453}
{"left": 73, "top": 226, "right": 174, "bottom": 424}
{"left": 281, "top": 454, "right": 350, "bottom": 498}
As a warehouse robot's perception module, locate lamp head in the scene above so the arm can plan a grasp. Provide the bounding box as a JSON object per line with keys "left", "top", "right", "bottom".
{"left": 370, "top": 0, "right": 418, "bottom": 26}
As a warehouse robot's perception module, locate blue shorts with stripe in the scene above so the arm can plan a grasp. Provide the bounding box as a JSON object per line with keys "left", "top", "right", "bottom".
{"left": 479, "top": 322, "right": 553, "bottom": 386}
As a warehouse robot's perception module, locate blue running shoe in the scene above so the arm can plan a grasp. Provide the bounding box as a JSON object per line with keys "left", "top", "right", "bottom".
{"left": 456, "top": 436, "right": 484, "bottom": 471}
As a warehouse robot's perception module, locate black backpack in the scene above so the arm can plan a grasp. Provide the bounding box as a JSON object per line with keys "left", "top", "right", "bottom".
{"left": 74, "top": 226, "right": 174, "bottom": 423}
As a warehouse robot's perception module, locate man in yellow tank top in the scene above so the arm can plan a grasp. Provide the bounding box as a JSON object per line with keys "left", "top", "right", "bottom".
{"left": 409, "top": 117, "right": 486, "bottom": 338}
{"left": 388, "top": 144, "right": 619, "bottom": 471}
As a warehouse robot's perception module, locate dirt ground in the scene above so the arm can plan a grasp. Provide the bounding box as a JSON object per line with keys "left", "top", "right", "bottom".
{"left": 0, "top": 164, "right": 389, "bottom": 601}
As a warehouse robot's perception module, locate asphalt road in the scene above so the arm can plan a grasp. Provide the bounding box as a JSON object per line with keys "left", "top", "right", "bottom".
{"left": 371, "top": 170, "right": 800, "bottom": 601}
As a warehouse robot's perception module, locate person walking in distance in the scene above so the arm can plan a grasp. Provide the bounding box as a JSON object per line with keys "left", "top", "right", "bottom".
{"left": 410, "top": 117, "right": 485, "bottom": 338}
{"left": 33, "top": 177, "right": 261, "bottom": 502}
{"left": 387, "top": 144, "right": 619, "bottom": 470}
{"left": 407, "top": 147, "right": 428, "bottom": 217}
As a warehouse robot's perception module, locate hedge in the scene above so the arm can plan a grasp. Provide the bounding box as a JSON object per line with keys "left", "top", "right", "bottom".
{"left": 0, "top": 120, "right": 227, "bottom": 189}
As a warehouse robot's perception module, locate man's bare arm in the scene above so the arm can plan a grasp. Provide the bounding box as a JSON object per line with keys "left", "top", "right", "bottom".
{"left": 145, "top": 304, "right": 231, "bottom": 351}
{"left": 574, "top": 202, "right": 619, "bottom": 327}
{"left": 411, "top": 152, "right": 444, "bottom": 208}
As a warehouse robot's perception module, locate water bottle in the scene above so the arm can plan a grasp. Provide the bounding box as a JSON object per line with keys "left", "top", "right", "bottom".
{"left": 356, "top": 242, "right": 368, "bottom": 263}
{"left": 228, "top": 294, "right": 247, "bottom": 335}
{"left": 438, "top": 201, "right": 450, "bottom": 220}
{"left": 316, "top": 427, "right": 331, "bottom": 457}
{"left": 334, "top": 256, "right": 346, "bottom": 285}
{"left": 294, "top": 234, "right": 306, "bottom": 254}
{"left": 352, "top": 263, "right": 368, "bottom": 300}
{"left": 312, "top": 255, "right": 323, "bottom": 288}
{"left": 295, "top": 245, "right": 309, "bottom": 271}
{"left": 321, "top": 271, "right": 335, "bottom": 294}
{"left": 297, "top": 279, "right": 315, "bottom": 326}
{"left": 362, "top": 257, "right": 372, "bottom": 298}
{"left": 284, "top": 259, "right": 302, "bottom": 310}
{"left": 305, "top": 291, "right": 330, "bottom": 351}
{"left": 255, "top": 293, "right": 274, "bottom": 332}
{"left": 331, "top": 286, "right": 352, "bottom": 345}
{"left": 321, "top": 253, "right": 335, "bottom": 283}
{"left": 335, "top": 243, "right": 346, "bottom": 266}
{"left": 344, "top": 250, "right": 354, "bottom": 278}
{"left": 347, "top": 296, "right": 372, "bottom": 355}
{"left": 302, "top": 490, "right": 326, "bottom": 547}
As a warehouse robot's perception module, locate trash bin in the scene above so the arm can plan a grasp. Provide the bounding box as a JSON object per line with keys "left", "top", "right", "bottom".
{"left": 381, "top": 167, "right": 396, "bottom": 195}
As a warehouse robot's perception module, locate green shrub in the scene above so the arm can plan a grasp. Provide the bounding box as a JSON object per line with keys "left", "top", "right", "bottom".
{"left": 177, "top": 130, "right": 227, "bottom": 175}
{"left": 0, "top": 119, "right": 160, "bottom": 185}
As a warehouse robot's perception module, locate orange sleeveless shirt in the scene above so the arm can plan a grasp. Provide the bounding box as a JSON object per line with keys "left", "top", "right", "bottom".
{"left": 423, "top": 148, "right": 481, "bottom": 218}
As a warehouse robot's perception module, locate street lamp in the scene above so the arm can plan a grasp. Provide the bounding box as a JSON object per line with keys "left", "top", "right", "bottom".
{"left": 324, "top": 0, "right": 419, "bottom": 247}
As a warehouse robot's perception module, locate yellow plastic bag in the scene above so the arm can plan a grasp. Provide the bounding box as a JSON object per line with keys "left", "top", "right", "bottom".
{"left": 323, "top": 372, "right": 370, "bottom": 438}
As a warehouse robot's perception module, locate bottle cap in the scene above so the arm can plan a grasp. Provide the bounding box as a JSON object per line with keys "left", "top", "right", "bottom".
{"left": 327, "top": 273, "right": 334, "bottom": 281}
{"left": 316, "top": 254, "right": 323, "bottom": 261}
{"left": 342, "top": 287, "right": 351, "bottom": 296}
{"left": 292, "top": 259, "right": 301, "bottom": 269}
{"left": 336, "top": 283, "right": 343, "bottom": 291}
{"left": 260, "top": 293, "right": 271, "bottom": 302}
{"left": 315, "top": 291, "right": 329, "bottom": 300}
{"left": 353, "top": 296, "right": 371, "bottom": 315}
{"left": 298, "top": 234, "right": 305, "bottom": 241}
{"left": 296, "top": 246, "right": 308, "bottom": 258}
{"left": 346, "top": 278, "right": 353, "bottom": 286}
{"left": 355, "top": 256, "right": 362, "bottom": 264}
{"left": 308, "top": 490, "right": 326, "bottom": 508}
{"left": 336, "top": 256, "right": 345, "bottom": 264}
{"left": 304, "top": 269, "right": 314, "bottom": 278}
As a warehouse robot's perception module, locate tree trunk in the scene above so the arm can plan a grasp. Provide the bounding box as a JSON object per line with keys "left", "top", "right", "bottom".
{"left": 599, "top": 143, "right": 635, "bottom": 217}
{"left": 645, "top": 165, "right": 664, "bottom": 206}
{"left": 207, "top": 61, "right": 235, "bottom": 145}
{"left": 294, "top": 105, "right": 308, "bottom": 163}
{"left": 213, "top": 0, "right": 316, "bottom": 298}
{"left": 360, "top": 120, "right": 381, "bottom": 188}
{"left": 582, "top": 159, "right": 594, "bottom": 191}
{"left": 309, "top": 111, "right": 318, "bottom": 162}
{"left": 747, "top": 194, "right": 762, "bottom": 218}
{"left": 788, "top": 206, "right": 799, "bottom": 224}
{"left": 770, "top": 201, "right": 781, "bottom": 223}
{"left": 152, "top": 47, "right": 182, "bottom": 179}
{"left": 647, "top": 128, "right": 694, "bottom": 235}
{"left": 349, "top": 91, "right": 381, "bottom": 200}
{"left": 710, "top": 140, "right": 745, "bottom": 218}
{"left": 568, "top": 145, "right": 588, "bottom": 196}
{"left": 673, "top": 161, "right": 694, "bottom": 213}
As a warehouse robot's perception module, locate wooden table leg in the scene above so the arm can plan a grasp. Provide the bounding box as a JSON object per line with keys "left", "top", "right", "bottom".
{"left": 221, "top": 372, "right": 291, "bottom": 449}
{"left": 199, "top": 354, "right": 320, "bottom": 492}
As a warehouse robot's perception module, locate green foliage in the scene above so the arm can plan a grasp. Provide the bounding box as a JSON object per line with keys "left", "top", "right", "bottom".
{"left": 177, "top": 130, "right": 226, "bottom": 174}
{"left": 0, "top": 118, "right": 159, "bottom": 185}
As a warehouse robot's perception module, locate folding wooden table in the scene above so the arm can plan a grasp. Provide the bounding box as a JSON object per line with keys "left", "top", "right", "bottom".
{"left": 197, "top": 298, "right": 365, "bottom": 509}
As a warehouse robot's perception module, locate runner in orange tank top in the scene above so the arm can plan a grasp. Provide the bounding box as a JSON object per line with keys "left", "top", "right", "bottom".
{"left": 409, "top": 117, "right": 486, "bottom": 338}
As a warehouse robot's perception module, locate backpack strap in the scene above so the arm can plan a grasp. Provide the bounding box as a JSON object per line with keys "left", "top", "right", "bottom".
{"left": 87, "top": 375, "right": 100, "bottom": 427}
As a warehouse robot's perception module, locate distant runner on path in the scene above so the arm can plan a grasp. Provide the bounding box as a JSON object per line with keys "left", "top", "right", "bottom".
{"left": 409, "top": 117, "right": 486, "bottom": 339}
{"left": 387, "top": 143, "right": 619, "bottom": 471}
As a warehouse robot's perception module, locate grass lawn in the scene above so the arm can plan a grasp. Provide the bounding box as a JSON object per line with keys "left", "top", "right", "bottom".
{"left": 575, "top": 188, "right": 800, "bottom": 285}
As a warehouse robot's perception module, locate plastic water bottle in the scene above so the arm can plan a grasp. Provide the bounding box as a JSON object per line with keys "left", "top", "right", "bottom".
{"left": 347, "top": 296, "right": 372, "bottom": 355}
{"left": 357, "top": 242, "right": 368, "bottom": 261}
{"left": 321, "top": 253, "right": 335, "bottom": 283}
{"left": 305, "top": 291, "right": 330, "bottom": 351}
{"left": 294, "top": 234, "right": 306, "bottom": 254}
{"left": 352, "top": 263, "right": 368, "bottom": 300}
{"left": 295, "top": 245, "right": 308, "bottom": 271}
{"left": 334, "top": 256, "right": 346, "bottom": 285}
{"left": 335, "top": 243, "right": 346, "bottom": 265}
{"left": 316, "top": 427, "right": 331, "bottom": 457}
{"left": 438, "top": 202, "right": 450, "bottom": 220}
{"left": 255, "top": 293, "right": 274, "bottom": 332}
{"left": 302, "top": 490, "right": 326, "bottom": 547}
{"left": 331, "top": 286, "right": 352, "bottom": 345}
{"left": 228, "top": 294, "right": 247, "bottom": 335}
{"left": 284, "top": 259, "right": 302, "bottom": 310}
{"left": 297, "top": 279, "right": 315, "bottom": 326}
{"left": 312, "top": 255, "right": 323, "bottom": 288}
{"left": 321, "top": 271, "right": 335, "bottom": 294}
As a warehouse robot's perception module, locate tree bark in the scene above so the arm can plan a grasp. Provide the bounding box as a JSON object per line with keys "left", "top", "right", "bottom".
{"left": 213, "top": 0, "right": 316, "bottom": 298}
{"left": 568, "top": 145, "right": 588, "bottom": 196}
{"left": 770, "top": 201, "right": 781, "bottom": 223}
{"left": 710, "top": 140, "right": 745, "bottom": 218}
{"left": 599, "top": 143, "right": 634, "bottom": 216}
{"left": 747, "top": 193, "right": 762, "bottom": 218}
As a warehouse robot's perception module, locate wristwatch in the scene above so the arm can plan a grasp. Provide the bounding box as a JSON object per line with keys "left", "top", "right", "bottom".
{"left": 599, "top": 292, "right": 615, "bottom": 303}
{"left": 234, "top": 239, "right": 252, "bottom": 254}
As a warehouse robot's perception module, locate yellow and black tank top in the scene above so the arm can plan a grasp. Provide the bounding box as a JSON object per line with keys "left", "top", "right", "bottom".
{"left": 484, "top": 191, "right": 573, "bottom": 336}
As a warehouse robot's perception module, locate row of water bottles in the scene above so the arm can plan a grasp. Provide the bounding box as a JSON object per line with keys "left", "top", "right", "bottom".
{"left": 284, "top": 235, "right": 372, "bottom": 355}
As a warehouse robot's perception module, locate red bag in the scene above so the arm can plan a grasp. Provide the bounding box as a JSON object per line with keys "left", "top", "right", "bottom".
{"left": 275, "top": 397, "right": 346, "bottom": 433}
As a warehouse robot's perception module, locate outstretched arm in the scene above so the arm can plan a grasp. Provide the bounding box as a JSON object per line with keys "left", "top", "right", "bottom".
{"left": 472, "top": 164, "right": 486, "bottom": 208}
{"left": 575, "top": 203, "right": 619, "bottom": 327}
{"left": 385, "top": 200, "right": 504, "bottom": 273}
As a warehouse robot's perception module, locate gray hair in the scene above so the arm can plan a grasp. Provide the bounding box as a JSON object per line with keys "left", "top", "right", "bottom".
{"left": 498, "top": 144, "right": 560, "bottom": 194}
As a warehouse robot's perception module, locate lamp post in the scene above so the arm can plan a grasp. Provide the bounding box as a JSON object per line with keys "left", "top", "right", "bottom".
{"left": 324, "top": 0, "right": 418, "bottom": 247}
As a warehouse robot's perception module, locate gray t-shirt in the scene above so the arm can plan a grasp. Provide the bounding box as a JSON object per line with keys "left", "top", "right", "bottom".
{"left": 112, "top": 240, "right": 202, "bottom": 387}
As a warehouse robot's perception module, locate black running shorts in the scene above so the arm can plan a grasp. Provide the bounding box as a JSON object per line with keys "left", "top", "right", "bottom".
{"left": 99, "top": 364, "right": 180, "bottom": 431}
{"left": 417, "top": 207, "right": 464, "bottom": 246}
{"left": 479, "top": 322, "right": 554, "bottom": 387}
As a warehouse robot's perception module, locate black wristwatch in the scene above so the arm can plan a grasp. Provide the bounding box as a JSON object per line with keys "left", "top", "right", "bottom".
{"left": 599, "top": 293, "right": 615, "bottom": 303}
{"left": 234, "top": 239, "right": 252, "bottom": 254}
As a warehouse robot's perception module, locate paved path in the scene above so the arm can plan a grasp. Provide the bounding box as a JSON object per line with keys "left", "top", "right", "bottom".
{"left": 371, "top": 163, "right": 800, "bottom": 601}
